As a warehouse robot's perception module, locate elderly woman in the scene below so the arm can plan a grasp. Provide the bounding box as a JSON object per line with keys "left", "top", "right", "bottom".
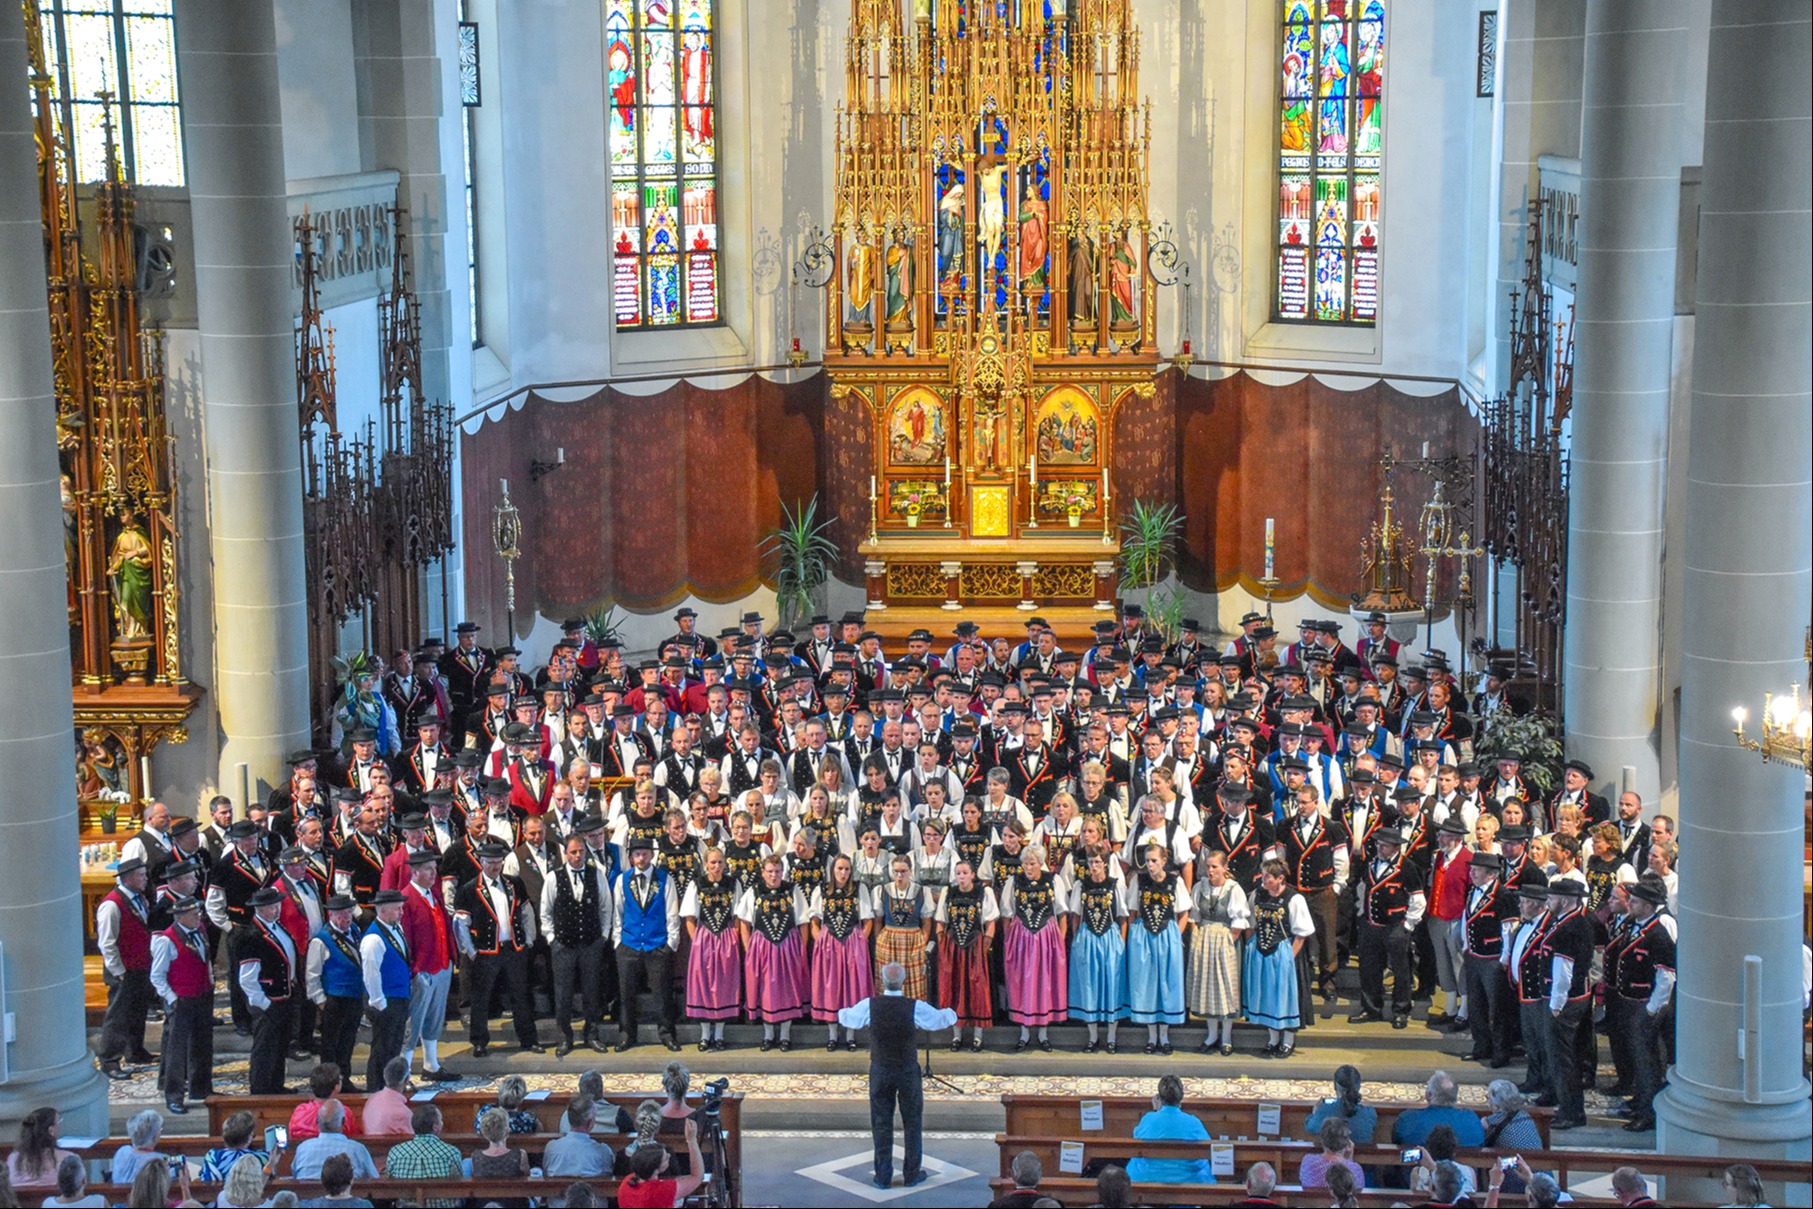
{"left": 475, "top": 1074, "right": 541, "bottom": 1134}
{"left": 1481, "top": 1078, "right": 1543, "bottom": 1149}
{"left": 471, "top": 1106, "right": 532, "bottom": 1178}
{"left": 1001, "top": 843, "right": 1069, "bottom": 1051}
{"left": 40, "top": 1154, "right": 102, "bottom": 1209}
{"left": 1297, "top": 1117, "right": 1365, "bottom": 1190}
{"left": 109, "top": 1108, "right": 168, "bottom": 1185}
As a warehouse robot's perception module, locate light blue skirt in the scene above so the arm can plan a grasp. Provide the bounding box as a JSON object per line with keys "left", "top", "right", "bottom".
{"left": 1126, "top": 924, "right": 1185, "bottom": 1024}
{"left": 1067, "top": 926, "right": 1128, "bottom": 1023}
{"left": 1242, "top": 941, "right": 1303, "bottom": 1029}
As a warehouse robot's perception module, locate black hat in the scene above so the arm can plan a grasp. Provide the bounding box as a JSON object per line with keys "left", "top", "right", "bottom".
{"left": 809, "top": 614, "right": 832, "bottom": 627}
{"left": 476, "top": 842, "right": 510, "bottom": 861}
{"left": 407, "top": 847, "right": 441, "bottom": 867}
{"left": 674, "top": 607, "right": 698, "bottom": 619}
{"left": 1391, "top": 785, "right": 1422, "bottom": 802}
{"left": 1499, "top": 824, "right": 1532, "bottom": 843}
{"left": 1407, "top": 710, "right": 1438, "bottom": 728}
{"left": 169, "top": 894, "right": 203, "bottom": 914}
{"left": 953, "top": 621, "right": 979, "bottom": 636}
{"left": 416, "top": 714, "right": 442, "bottom": 730}
{"left": 485, "top": 680, "right": 511, "bottom": 697}
{"left": 398, "top": 812, "right": 429, "bottom": 831}
{"left": 502, "top": 722, "right": 535, "bottom": 743}
{"left": 225, "top": 819, "right": 260, "bottom": 839}
{"left": 1437, "top": 816, "right": 1469, "bottom": 836}
{"left": 1495, "top": 750, "right": 1523, "bottom": 764}
{"left": 1122, "top": 605, "right": 1143, "bottom": 619}
{"left": 1373, "top": 828, "right": 1405, "bottom": 847}
{"left": 325, "top": 893, "right": 358, "bottom": 911}
{"left": 1401, "top": 664, "right": 1427, "bottom": 682}
{"left": 1279, "top": 754, "right": 1310, "bottom": 772}
{"left": 347, "top": 726, "right": 377, "bottom": 743}
{"left": 1026, "top": 616, "right": 1050, "bottom": 629}
{"left": 576, "top": 814, "right": 606, "bottom": 834}
{"left": 164, "top": 858, "right": 202, "bottom": 880}
{"left": 950, "top": 720, "right": 979, "bottom": 737}
{"left": 1376, "top": 752, "right": 1406, "bottom": 770}
{"left": 455, "top": 749, "right": 485, "bottom": 769}
{"left": 741, "top": 611, "right": 763, "bottom": 624}
{"left": 1363, "top": 611, "right": 1388, "bottom": 624}
{"left": 611, "top": 703, "right": 636, "bottom": 718}
{"left": 1518, "top": 883, "right": 1553, "bottom": 903}
{"left": 1469, "top": 851, "right": 1502, "bottom": 872}
{"left": 248, "top": 887, "right": 284, "bottom": 907}
{"left": 1457, "top": 761, "right": 1481, "bottom": 778}
{"left": 456, "top": 621, "right": 482, "bottom": 634}
{"left": 822, "top": 682, "right": 849, "bottom": 697}
{"left": 287, "top": 748, "right": 320, "bottom": 766}
{"left": 1349, "top": 767, "right": 1376, "bottom": 785}
{"left": 331, "top": 786, "right": 363, "bottom": 804}
{"left": 169, "top": 816, "right": 199, "bottom": 839}
{"left": 907, "top": 628, "right": 933, "bottom": 643}
{"left": 1370, "top": 652, "right": 1399, "bottom": 668}
{"left": 485, "top": 777, "right": 512, "bottom": 797}
{"left": 1563, "top": 758, "right": 1594, "bottom": 779}
{"left": 1547, "top": 878, "right": 1587, "bottom": 899}
{"left": 372, "top": 889, "right": 407, "bottom": 906}
{"left": 115, "top": 856, "right": 148, "bottom": 877}
{"left": 1252, "top": 626, "right": 1277, "bottom": 640}
{"left": 1628, "top": 877, "right": 1668, "bottom": 906}
{"left": 279, "top": 845, "right": 308, "bottom": 864}
{"left": 1217, "top": 783, "right": 1254, "bottom": 804}
{"left": 496, "top": 645, "right": 521, "bottom": 657}
{"left": 627, "top": 835, "right": 655, "bottom": 852}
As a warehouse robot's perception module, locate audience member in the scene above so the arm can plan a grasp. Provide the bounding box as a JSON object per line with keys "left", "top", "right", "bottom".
{"left": 109, "top": 1109, "right": 169, "bottom": 1185}
{"left": 1325, "top": 1160, "right": 1361, "bottom": 1207}
{"left": 8, "top": 1107, "right": 74, "bottom": 1189}
{"left": 1390, "top": 1071, "right": 1484, "bottom": 1147}
{"left": 543, "top": 1095, "right": 614, "bottom": 1178}
{"left": 990, "top": 1151, "right": 1045, "bottom": 1208}
{"left": 615, "top": 1118, "right": 704, "bottom": 1209}
{"left": 660, "top": 1062, "right": 694, "bottom": 1120}
{"left": 270, "top": 1192, "right": 300, "bottom": 1209}
{"left": 290, "top": 1102, "right": 378, "bottom": 1182}
{"left": 1721, "top": 1162, "right": 1769, "bottom": 1208}
{"left": 470, "top": 1107, "right": 531, "bottom": 1178}
{"left": 297, "top": 1153, "right": 371, "bottom": 1207}
{"left": 380, "top": 1104, "right": 463, "bottom": 1200}
{"left": 1410, "top": 1126, "right": 1476, "bottom": 1197}
{"left": 1428, "top": 1159, "right": 1475, "bottom": 1208}
{"left": 125, "top": 1158, "right": 185, "bottom": 1209}
{"left": 40, "top": 1155, "right": 103, "bottom": 1208}
{"left": 1480, "top": 1079, "right": 1541, "bottom": 1150}
{"left": 288, "top": 1065, "right": 363, "bottom": 1143}
{"left": 1298, "top": 1117, "right": 1364, "bottom": 1190}
{"left": 561, "top": 1183, "right": 600, "bottom": 1208}
{"left": 1123, "top": 1075, "right": 1213, "bottom": 1185}
{"left": 1303, "top": 1065, "right": 1376, "bottom": 1144}
{"left": 471, "top": 1074, "right": 540, "bottom": 1135}
{"left": 199, "top": 1111, "right": 273, "bottom": 1182}
{"left": 215, "top": 1154, "right": 270, "bottom": 1208}
{"left": 1612, "top": 1165, "right": 1659, "bottom": 1207}
{"left": 362, "top": 1057, "right": 415, "bottom": 1135}
{"left": 1094, "top": 1164, "right": 1133, "bottom": 1208}
{"left": 1231, "top": 1161, "right": 1281, "bottom": 1207}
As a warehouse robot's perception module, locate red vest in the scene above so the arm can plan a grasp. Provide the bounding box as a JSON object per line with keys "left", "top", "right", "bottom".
{"left": 104, "top": 888, "right": 153, "bottom": 971}
{"left": 1429, "top": 846, "right": 1473, "bottom": 920}
{"left": 401, "top": 883, "right": 454, "bottom": 975}
{"left": 160, "top": 926, "right": 212, "bottom": 998}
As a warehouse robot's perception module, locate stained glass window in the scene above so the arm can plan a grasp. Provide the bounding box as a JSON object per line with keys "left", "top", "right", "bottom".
{"left": 1276, "top": 0, "right": 1382, "bottom": 325}
{"left": 609, "top": 0, "right": 720, "bottom": 328}
{"left": 35, "top": 0, "right": 184, "bottom": 188}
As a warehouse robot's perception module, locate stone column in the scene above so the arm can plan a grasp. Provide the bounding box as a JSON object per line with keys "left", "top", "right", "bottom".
{"left": 0, "top": 1, "right": 108, "bottom": 1135}
{"left": 1655, "top": 0, "right": 1812, "bottom": 1177}
{"left": 1560, "top": 0, "right": 1693, "bottom": 804}
{"left": 176, "top": 0, "right": 312, "bottom": 790}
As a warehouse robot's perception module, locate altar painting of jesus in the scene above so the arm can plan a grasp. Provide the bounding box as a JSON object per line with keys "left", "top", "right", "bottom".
{"left": 888, "top": 389, "right": 947, "bottom": 465}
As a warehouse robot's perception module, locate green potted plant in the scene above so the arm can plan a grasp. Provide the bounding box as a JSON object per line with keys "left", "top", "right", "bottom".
{"left": 582, "top": 604, "right": 625, "bottom": 648}
{"left": 760, "top": 494, "right": 839, "bottom": 630}
{"left": 96, "top": 800, "right": 118, "bottom": 835}
{"left": 1474, "top": 710, "right": 1564, "bottom": 797}
{"left": 1117, "top": 497, "right": 1185, "bottom": 612}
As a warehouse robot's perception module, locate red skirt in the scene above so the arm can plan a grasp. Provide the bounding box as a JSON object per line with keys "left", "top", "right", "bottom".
{"left": 938, "top": 934, "right": 993, "bottom": 1027}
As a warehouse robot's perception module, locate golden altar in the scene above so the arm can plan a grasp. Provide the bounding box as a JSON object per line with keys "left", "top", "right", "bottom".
{"left": 828, "top": 0, "right": 1161, "bottom": 632}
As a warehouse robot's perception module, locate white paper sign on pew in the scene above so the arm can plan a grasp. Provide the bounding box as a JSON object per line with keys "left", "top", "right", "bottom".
{"left": 1079, "top": 1100, "right": 1104, "bottom": 1130}
{"left": 1256, "top": 1102, "right": 1282, "bottom": 1136}
{"left": 1059, "top": 1141, "right": 1086, "bottom": 1175}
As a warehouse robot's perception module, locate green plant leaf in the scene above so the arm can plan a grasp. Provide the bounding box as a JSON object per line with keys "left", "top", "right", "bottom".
{"left": 760, "top": 494, "right": 839, "bottom": 629}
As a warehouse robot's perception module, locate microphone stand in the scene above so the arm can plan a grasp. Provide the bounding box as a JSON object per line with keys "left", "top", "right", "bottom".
{"left": 921, "top": 1031, "right": 966, "bottom": 1096}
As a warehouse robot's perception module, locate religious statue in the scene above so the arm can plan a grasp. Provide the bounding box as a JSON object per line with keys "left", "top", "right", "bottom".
{"left": 936, "top": 179, "right": 966, "bottom": 287}
{"left": 914, "top": 0, "right": 931, "bottom": 18}
{"left": 885, "top": 236, "right": 915, "bottom": 329}
{"left": 330, "top": 650, "right": 401, "bottom": 757}
{"left": 1069, "top": 228, "right": 1098, "bottom": 325}
{"left": 1017, "top": 183, "right": 1049, "bottom": 290}
{"left": 77, "top": 727, "right": 126, "bottom": 801}
{"left": 106, "top": 509, "right": 153, "bottom": 642}
{"left": 976, "top": 161, "right": 1011, "bottom": 272}
{"left": 1109, "top": 237, "right": 1137, "bottom": 329}
{"left": 847, "top": 230, "right": 879, "bottom": 327}
{"left": 680, "top": 27, "right": 713, "bottom": 147}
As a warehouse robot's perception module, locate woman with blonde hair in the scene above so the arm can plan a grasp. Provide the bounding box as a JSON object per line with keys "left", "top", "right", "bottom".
{"left": 216, "top": 1154, "right": 269, "bottom": 1208}
{"left": 1188, "top": 850, "right": 1250, "bottom": 1054}
{"left": 811, "top": 853, "right": 874, "bottom": 1051}
{"left": 470, "top": 1106, "right": 531, "bottom": 1178}
{"left": 1001, "top": 843, "right": 1069, "bottom": 1051}
{"left": 738, "top": 854, "right": 810, "bottom": 1051}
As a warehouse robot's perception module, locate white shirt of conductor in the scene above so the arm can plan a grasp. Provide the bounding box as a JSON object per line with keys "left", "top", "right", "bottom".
{"left": 837, "top": 974, "right": 959, "bottom": 1033}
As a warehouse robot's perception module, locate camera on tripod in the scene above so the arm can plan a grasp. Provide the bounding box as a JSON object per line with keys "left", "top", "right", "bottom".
{"left": 699, "top": 1076, "right": 730, "bottom": 1117}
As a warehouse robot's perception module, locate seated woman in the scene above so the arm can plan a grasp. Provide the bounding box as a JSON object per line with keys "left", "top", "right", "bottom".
{"left": 1123, "top": 1075, "right": 1214, "bottom": 1185}
{"left": 473, "top": 1074, "right": 541, "bottom": 1134}
{"left": 616, "top": 1117, "right": 706, "bottom": 1209}
{"left": 40, "top": 1154, "right": 104, "bottom": 1209}
{"left": 470, "top": 1106, "right": 532, "bottom": 1179}
{"left": 1297, "top": 1117, "right": 1365, "bottom": 1190}
{"left": 1303, "top": 1065, "right": 1377, "bottom": 1145}
{"left": 8, "top": 1107, "right": 74, "bottom": 1190}
{"left": 199, "top": 1110, "right": 273, "bottom": 1181}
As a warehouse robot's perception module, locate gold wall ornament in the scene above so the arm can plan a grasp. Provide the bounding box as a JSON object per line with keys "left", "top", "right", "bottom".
{"left": 26, "top": 9, "right": 200, "bottom": 799}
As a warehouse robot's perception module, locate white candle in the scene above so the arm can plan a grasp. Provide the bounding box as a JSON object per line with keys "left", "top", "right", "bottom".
{"left": 945, "top": 456, "right": 952, "bottom": 486}
{"left": 1030, "top": 454, "right": 1037, "bottom": 487}
{"left": 1102, "top": 467, "right": 1109, "bottom": 500}
{"left": 499, "top": 478, "right": 508, "bottom": 494}
{"left": 1421, "top": 441, "right": 1429, "bottom": 459}
{"left": 140, "top": 754, "right": 152, "bottom": 800}
{"left": 870, "top": 474, "right": 877, "bottom": 501}
{"left": 1264, "top": 517, "right": 1276, "bottom": 580}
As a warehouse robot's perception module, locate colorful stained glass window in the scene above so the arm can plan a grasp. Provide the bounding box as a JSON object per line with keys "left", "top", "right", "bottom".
{"left": 35, "top": 0, "right": 184, "bottom": 188}
{"left": 610, "top": 0, "right": 720, "bottom": 328}
{"left": 1276, "top": 0, "right": 1381, "bottom": 325}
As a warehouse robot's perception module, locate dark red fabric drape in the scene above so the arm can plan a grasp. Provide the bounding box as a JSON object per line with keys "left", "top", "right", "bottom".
{"left": 459, "top": 368, "right": 1477, "bottom": 636}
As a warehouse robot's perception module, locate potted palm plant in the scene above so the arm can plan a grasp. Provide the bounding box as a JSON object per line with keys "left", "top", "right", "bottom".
{"left": 1118, "top": 497, "right": 1185, "bottom": 613}
{"left": 760, "top": 494, "right": 840, "bottom": 630}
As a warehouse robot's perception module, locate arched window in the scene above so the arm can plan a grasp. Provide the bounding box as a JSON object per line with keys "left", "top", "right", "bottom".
{"left": 33, "top": 0, "right": 184, "bottom": 187}
{"left": 1275, "top": 0, "right": 1382, "bottom": 325}
{"left": 608, "top": 0, "right": 720, "bottom": 329}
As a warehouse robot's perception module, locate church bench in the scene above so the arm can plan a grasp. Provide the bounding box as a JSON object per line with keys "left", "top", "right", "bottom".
{"left": 1000, "top": 1092, "right": 1554, "bottom": 1149}
{"left": 45, "top": 1176, "right": 626, "bottom": 1206}
{"left": 982, "top": 1175, "right": 1625, "bottom": 1207}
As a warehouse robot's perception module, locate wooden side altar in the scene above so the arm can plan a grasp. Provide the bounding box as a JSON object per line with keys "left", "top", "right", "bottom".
{"left": 828, "top": 0, "right": 1161, "bottom": 635}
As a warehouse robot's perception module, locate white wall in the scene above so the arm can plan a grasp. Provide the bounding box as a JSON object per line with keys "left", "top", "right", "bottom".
{"left": 274, "top": 0, "right": 362, "bottom": 181}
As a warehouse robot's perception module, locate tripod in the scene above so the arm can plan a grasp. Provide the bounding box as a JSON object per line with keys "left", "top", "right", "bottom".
{"left": 921, "top": 1033, "right": 965, "bottom": 1096}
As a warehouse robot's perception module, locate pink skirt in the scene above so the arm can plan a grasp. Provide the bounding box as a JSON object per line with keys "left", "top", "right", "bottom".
{"left": 685, "top": 926, "right": 743, "bottom": 1020}
{"left": 743, "top": 930, "right": 809, "bottom": 1022}
{"left": 1005, "top": 918, "right": 1069, "bottom": 1025}
{"left": 810, "top": 929, "right": 874, "bottom": 1021}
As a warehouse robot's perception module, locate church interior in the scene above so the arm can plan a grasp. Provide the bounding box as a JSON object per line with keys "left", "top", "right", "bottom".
{"left": 0, "top": 0, "right": 1808, "bottom": 1204}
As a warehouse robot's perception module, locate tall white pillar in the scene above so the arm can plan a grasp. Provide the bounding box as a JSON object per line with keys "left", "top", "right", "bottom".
{"left": 0, "top": 0, "right": 108, "bottom": 1135}
{"left": 175, "top": 0, "right": 312, "bottom": 790}
{"left": 1560, "top": 0, "right": 1694, "bottom": 804}
{"left": 1655, "top": 0, "right": 1812, "bottom": 1176}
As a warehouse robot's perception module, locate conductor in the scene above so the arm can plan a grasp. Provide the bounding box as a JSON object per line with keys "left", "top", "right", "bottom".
{"left": 838, "top": 960, "right": 958, "bottom": 1189}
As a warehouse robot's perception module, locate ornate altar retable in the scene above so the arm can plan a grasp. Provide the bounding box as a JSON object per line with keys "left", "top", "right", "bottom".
{"left": 828, "top": 0, "right": 1160, "bottom": 643}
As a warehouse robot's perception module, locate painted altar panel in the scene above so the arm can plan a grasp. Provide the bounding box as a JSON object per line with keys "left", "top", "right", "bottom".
{"left": 886, "top": 386, "right": 950, "bottom": 467}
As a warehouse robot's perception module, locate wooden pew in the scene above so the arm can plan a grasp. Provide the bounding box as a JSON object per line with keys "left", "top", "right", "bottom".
{"left": 1000, "top": 1092, "right": 1555, "bottom": 1152}
{"left": 46, "top": 1177, "right": 625, "bottom": 1206}
{"left": 983, "top": 1175, "right": 1627, "bottom": 1207}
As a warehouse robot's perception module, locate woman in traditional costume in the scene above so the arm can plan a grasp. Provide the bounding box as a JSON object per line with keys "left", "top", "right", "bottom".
{"left": 1066, "top": 848, "right": 1128, "bottom": 1053}
{"left": 1126, "top": 843, "right": 1191, "bottom": 1053}
{"left": 933, "top": 859, "right": 997, "bottom": 1051}
{"left": 1242, "top": 858, "right": 1317, "bottom": 1058}
{"left": 871, "top": 854, "right": 933, "bottom": 1000}
{"left": 1000, "top": 844, "right": 1068, "bottom": 1051}
{"left": 681, "top": 848, "right": 741, "bottom": 1052}
{"left": 737, "top": 854, "right": 809, "bottom": 1052}
{"left": 1188, "top": 850, "right": 1250, "bottom": 1054}
{"left": 810, "top": 854, "right": 873, "bottom": 1052}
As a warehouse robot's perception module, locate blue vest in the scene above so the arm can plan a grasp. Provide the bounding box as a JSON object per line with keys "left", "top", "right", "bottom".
{"left": 616, "top": 867, "right": 670, "bottom": 952}
{"left": 315, "top": 925, "right": 364, "bottom": 999}
{"left": 364, "top": 922, "right": 412, "bottom": 999}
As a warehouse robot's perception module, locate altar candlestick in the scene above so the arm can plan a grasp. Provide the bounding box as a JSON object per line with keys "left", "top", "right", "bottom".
{"left": 1102, "top": 467, "right": 1110, "bottom": 500}
{"left": 870, "top": 474, "right": 877, "bottom": 501}
{"left": 944, "top": 456, "right": 951, "bottom": 486}
{"left": 1264, "top": 517, "right": 1275, "bottom": 580}
{"left": 1030, "top": 454, "right": 1037, "bottom": 488}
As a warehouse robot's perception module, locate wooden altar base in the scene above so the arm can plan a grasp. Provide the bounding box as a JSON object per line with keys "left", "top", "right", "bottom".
{"left": 862, "top": 605, "right": 1111, "bottom": 654}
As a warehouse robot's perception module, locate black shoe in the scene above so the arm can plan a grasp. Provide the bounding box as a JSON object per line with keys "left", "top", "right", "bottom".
{"left": 1426, "top": 1011, "right": 1453, "bottom": 1027}
{"left": 1039, "top": 1037, "right": 1052, "bottom": 1052}
{"left": 1347, "top": 1011, "right": 1383, "bottom": 1024}
{"left": 711, "top": 1038, "right": 727, "bottom": 1052}
{"left": 423, "top": 1067, "right": 458, "bottom": 1083}
{"left": 950, "top": 1038, "right": 964, "bottom": 1052}
{"left": 1605, "top": 1082, "right": 1636, "bottom": 1097}
{"left": 1490, "top": 1056, "right": 1513, "bottom": 1069}
{"left": 1083, "top": 1039, "right": 1100, "bottom": 1054}
{"left": 557, "top": 1038, "right": 577, "bottom": 1057}
{"left": 1622, "top": 1114, "right": 1655, "bottom": 1132}
{"left": 1443, "top": 1018, "right": 1472, "bottom": 1034}
{"left": 470, "top": 1043, "right": 489, "bottom": 1058}
{"left": 1277, "top": 1043, "right": 1295, "bottom": 1059}
{"left": 1104, "top": 1042, "right": 1117, "bottom": 1054}
{"left": 1516, "top": 1080, "right": 1544, "bottom": 1095}
{"left": 1014, "top": 1038, "right": 1028, "bottom": 1052}
{"left": 1198, "top": 1040, "right": 1213, "bottom": 1054}
{"left": 662, "top": 1034, "right": 682, "bottom": 1053}
{"left": 1143, "top": 1041, "right": 1157, "bottom": 1054}
{"left": 904, "top": 1170, "right": 931, "bottom": 1187}
{"left": 588, "top": 1032, "right": 608, "bottom": 1054}
{"left": 129, "top": 1049, "right": 159, "bottom": 1065}
{"left": 1262, "top": 1042, "right": 1279, "bottom": 1057}
{"left": 165, "top": 1099, "right": 187, "bottom": 1115}
{"left": 760, "top": 1038, "right": 774, "bottom": 1052}
{"left": 872, "top": 1176, "right": 892, "bottom": 1189}
{"left": 1464, "top": 1049, "right": 1491, "bottom": 1062}
{"left": 848, "top": 1039, "right": 860, "bottom": 1052}
{"left": 704, "top": 1039, "right": 717, "bottom": 1054}
{"left": 1532, "top": 1094, "right": 1558, "bottom": 1108}
{"left": 100, "top": 1062, "right": 127, "bottom": 1082}
{"left": 614, "top": 1035, "right": 634, "bottom": 1053}
{"left": 778, "top": 1038, "right": 792, "bottom": 1053}
{"left": 1218, "top": 1042, "right": 1236, "bottom": 1056}
{"left": 1159, "top": 1042, "right": 1173, "bottom": 1056}
{"left": 1551, "top": 1115, "right": 1586, "bottom": 1131}
{"left": 234, "top": 1025, "right": 252, "bottom": 1037}
{"left": 970, "top": 1036, "right": 983, "bottom": 1052}
{"left": 1392, "top": 1015, "right": 1409, "bottom": 1029}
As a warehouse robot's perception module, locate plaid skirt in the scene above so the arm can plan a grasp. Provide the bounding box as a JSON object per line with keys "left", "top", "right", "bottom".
{"left": 1186, "top": 922, "right": 1242, "bottom": 1018}
{"left": 875, "top": 926, "right": 928, "bottom": 1000}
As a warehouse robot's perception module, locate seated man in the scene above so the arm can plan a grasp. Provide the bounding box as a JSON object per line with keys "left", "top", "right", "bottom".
{"left": 289, "top": 1063, "right": 364, "bottom": 1142}
{"left": 543, "top": 1094, "right": 615, "bottom": 1178}
{"left": 290, "top": 1101, "right": 378, "bottom": 1182}
{"left": 362, "top": 1056, "right": 416, "bottom": 1136}
{"left": 1124, "top": 1075, "right": 1214, "bottom": 1185}
{"left": 1390, "top": 1070, "right": 1484, "bottom": 1147}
